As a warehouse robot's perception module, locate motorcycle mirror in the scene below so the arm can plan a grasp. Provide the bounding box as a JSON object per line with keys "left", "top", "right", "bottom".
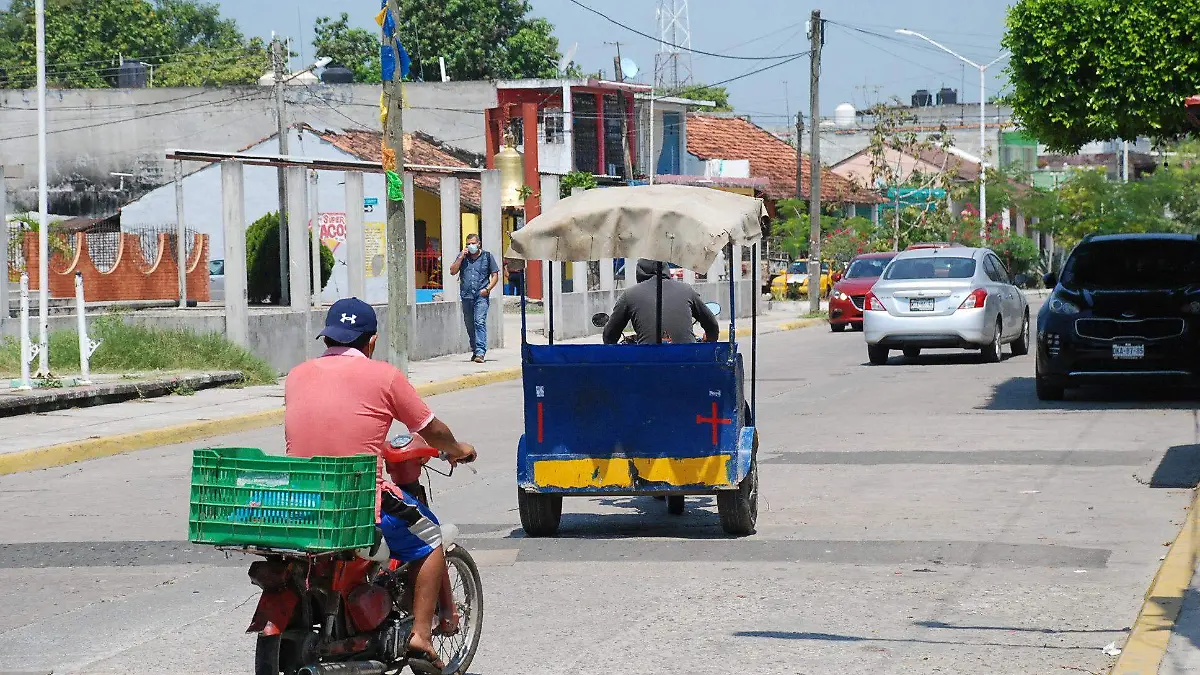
{"left": 388, "top": 434, "right": 414, "bottom": 449}
{"left": 705, "top": 302, "right": 722, "bottom": 317}
{"left": 591, "top": 312, "right": 610, "bottom": 327}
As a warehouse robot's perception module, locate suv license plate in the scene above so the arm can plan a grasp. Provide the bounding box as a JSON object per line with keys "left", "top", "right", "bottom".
{"left": 909, "top": 298, "right": 935, "bottom": 312}
{"left": 1113, "top": 343, "right": 1145, "bottom": 360}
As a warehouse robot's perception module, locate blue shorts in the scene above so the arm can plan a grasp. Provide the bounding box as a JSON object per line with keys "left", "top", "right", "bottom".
{"left": 379, "top": 489, "right": 442, "bottom": 562}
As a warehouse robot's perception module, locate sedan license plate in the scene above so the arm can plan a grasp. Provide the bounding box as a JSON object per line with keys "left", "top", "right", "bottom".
{"left": 909, "top": 297, "right": 935, "bottom": 312}
{"left": 1113, "top": 343, "right": 1145, "bottom": 360}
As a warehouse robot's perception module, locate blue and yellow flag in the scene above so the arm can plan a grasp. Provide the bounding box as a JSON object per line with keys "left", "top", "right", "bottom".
{"left": 378, "top": 1, "right": 411, "bottom": 81}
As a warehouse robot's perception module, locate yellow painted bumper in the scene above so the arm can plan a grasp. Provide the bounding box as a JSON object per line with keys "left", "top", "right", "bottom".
{"left": 532, "top": 455, "right": 733, "bottom": 489}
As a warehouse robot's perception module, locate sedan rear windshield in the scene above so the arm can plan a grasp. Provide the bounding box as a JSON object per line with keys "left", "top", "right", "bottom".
{"left": 884, "top": 257, "right": 976, "bottom": 280}
{"left": 1062, "top": 240, "right": 1200, "bottom": 289}
{"left": 845, "top": 257, "right": 894, "bottom": 279}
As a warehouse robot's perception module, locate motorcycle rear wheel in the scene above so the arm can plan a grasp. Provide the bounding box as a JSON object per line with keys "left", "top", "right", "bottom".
{"left": 255, "top": 634, "right": 301, "bottom": 675}
{"left": 435, "top": 547, "right": 485, "bottom": 675}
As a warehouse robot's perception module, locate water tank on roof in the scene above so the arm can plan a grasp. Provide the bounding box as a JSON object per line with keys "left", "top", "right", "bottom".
{"left": 834, "top": 102, "right": 856, "bottom": 128}
{"left": 937, "top": 87, "right": 958, "bottom": 105}
{"left": 912, "top": 89, "right": 933, "bottom": 107}
{"left": 117, "top": 60, "right": 149, "bottom": 88}
{"left": 321, "top": 65, "right": 355, "bottom": 84}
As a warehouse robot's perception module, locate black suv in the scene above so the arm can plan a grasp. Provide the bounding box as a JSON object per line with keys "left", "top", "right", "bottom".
{"left": 1036, "top": 233, "right": 1200, "bottom": 400}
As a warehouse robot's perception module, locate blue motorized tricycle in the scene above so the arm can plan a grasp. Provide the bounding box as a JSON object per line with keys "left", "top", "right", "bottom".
{"left": 505, "top": 185, "right": 765, "bottom": 536}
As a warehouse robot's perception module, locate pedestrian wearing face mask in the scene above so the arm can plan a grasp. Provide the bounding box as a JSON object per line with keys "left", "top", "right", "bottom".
{"left": 449, "top": 233, "right": 499, "bottom": 363}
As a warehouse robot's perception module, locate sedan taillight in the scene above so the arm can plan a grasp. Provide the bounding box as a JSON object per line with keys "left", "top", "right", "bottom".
{"left": 958, "top": 288, "right": 988, "bottom": 310}
{"left": 864, "top": 292, "right": 886, "bottom": 311}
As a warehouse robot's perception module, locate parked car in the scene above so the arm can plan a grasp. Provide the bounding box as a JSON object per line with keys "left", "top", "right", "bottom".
{"left": 863, "top": 247, "right": 1031, "bottom": 365}
{"left": 209, "top": 259, "right": 224, "bottom": 303}
{"left": 828, "top": 252, "right": 898, "bottom": 332}
{"left": 906, "top": 242, "right": 966, "bottom": 251}
{"left": 1035, "top": 233, "right": 1200, "bottom": 400}
{"left": 770, "top": 259, "right": 832, "bottom": 299}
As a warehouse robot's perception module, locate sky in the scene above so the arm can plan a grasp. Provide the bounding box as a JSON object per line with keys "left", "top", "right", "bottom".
{"left": 14, "top": 0, "right": 1011, "bottom": 125}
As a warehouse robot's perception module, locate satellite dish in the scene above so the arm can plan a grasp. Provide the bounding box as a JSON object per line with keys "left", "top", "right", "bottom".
{"left": 620, "top": 57, "right": 639, "bottom": 79}
{"left": 557, "top": 42, "right": 579, "bottom": 76}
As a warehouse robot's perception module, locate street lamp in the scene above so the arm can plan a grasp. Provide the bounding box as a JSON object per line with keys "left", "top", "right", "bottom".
{"left": 896, "top": 29, "right": 1008, "bottom": 240}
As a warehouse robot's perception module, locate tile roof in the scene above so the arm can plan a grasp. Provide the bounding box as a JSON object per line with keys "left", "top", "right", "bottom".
{"left": 685, "top": 114, "right": 879, "bottom": 204}
{"left": 304, "top": 125, "right": 484, "bottom": 210}
{"left": 912, "top": 146, "right": 981, "bottom": 182}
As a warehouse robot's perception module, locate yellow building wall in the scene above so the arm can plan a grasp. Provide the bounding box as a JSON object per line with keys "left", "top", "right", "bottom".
{"left": 411, "top": 188, "right": 474, "bottom": 288}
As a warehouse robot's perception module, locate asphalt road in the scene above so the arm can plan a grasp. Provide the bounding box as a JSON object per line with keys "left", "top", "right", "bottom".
{"left": 2, "top": 315, "right": 1199, "bottom": 674}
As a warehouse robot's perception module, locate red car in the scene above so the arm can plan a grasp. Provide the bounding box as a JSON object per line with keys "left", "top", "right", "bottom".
{"left": 827, "top": 252, "right": 898, "bottom": 332}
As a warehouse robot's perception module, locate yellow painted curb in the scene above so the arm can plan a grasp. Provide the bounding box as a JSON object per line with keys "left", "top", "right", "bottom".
{"left": 0, "top": 408, "right": 285, "bottom": 476}
{"left": 1111, "top": 489, "right": 1200, "bottom": 675}
{"left": 0, "top": 367, "right": 525, "bottom": 476}
{"left": 718, "top": 317, "right": 826, "bottom": 339}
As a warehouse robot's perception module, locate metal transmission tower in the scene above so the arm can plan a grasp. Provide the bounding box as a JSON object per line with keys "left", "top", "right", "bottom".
{"left": 654, "top": 0, "right": 693, "bottom": 91}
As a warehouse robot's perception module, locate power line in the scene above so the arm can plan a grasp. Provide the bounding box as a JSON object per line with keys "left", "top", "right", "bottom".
{"left": 692, "top": 19, "right": 811, "bottom": 63}
{"left": 0, "top": 89, "right": 270, "bottom": 141}
{"left": 566, "top": 0, "right": 812, "bottom": 61}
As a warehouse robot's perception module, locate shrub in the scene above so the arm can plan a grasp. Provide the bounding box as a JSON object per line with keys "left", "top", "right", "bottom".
{"left": 246, "top": 212, "right": 334, "bottom": 304}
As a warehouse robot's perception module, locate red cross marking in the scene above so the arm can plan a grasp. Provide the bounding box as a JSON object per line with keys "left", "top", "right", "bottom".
{"left": 696, "top": 402, "right": 732, "bottom": 445}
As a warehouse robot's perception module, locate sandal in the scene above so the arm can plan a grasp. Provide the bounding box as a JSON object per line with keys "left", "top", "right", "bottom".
{"left": 405, "top": 644, "right": 445, "bottom": 674}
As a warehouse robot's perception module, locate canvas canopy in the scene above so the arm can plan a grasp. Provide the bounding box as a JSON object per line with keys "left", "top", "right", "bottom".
{"left": 505, "top": 184, "right": 767, "bottom": 274}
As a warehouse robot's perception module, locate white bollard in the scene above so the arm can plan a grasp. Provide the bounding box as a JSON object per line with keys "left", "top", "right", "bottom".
{"left": 74, "top": 272, "right": 101, "bottom": 385}
{"left": 17, "top": 273, "right": 33, "bottom": 390}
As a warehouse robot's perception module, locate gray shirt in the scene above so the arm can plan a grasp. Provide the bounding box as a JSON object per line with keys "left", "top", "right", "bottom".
{"left": 603, "top": 278, "right": 720, "bottom": 345}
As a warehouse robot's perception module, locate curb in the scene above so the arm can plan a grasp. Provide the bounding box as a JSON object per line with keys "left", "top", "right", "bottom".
{"left": 1111, "top": 489, "right": 1200, "bottom": 675}
{"left": 0, "top": 317, "right": 823, "bottom": 476}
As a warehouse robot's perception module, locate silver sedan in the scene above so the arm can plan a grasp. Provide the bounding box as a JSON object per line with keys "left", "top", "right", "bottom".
{"left": 863, "top": 246, "right": 1031, "bottom": 364}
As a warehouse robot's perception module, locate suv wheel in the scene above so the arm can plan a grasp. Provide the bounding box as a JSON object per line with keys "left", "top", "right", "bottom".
{"left": 867, "top": 344, "right": 890, "bottom": 365}
{"left": 1035, "top": 361, "right": 1065, "bottom": 401}
{"left": 1011, "top": 312, "right": 1030, "bottom": 356}
{"left": 981, "top": 320, "right": 1003, "bottom": 363}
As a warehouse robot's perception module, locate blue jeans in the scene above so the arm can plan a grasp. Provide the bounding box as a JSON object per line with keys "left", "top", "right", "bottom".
{"left": 461, "top": 295, "right": 489, "bottom": 357}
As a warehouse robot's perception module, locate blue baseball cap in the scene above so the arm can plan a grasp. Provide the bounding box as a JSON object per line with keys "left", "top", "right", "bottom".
{"left": 318, "top": 297, "right": 377, "bottom": 343}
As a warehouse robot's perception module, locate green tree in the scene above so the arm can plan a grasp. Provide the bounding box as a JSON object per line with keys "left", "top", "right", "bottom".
{"left": 153, "top": 38, "right": 269, "bottom": 87}
{"left": 313, "top": 13, "right": 381, "bottom": 83}
{"left": 0, "top": 0, "right": 260, "bottom": 88}
{"left": 245, "top": 212, "right": 334, "bottom": 304}
{"left": 1003, "top": 0, "right": 1200, "bottom": 152}
{"left": 393, "top": 0, "right": 565, "bottom": 81}
{"left": 668, "top": 83, "right": 733, "bottom": 111}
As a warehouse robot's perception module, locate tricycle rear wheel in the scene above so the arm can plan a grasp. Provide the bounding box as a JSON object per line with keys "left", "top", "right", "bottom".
{"left": 717, "top": 459, "right": 758, "bottom": 536}
{"left": 518, "top": 489, "right": 562, "bottom": 537}
{"left": 667, "top": 495, "right": 685, "bottom": 515}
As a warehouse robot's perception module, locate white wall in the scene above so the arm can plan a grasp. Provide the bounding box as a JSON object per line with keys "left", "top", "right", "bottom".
{"left": 121, "top": 129, "right": 394, "bottom": 305}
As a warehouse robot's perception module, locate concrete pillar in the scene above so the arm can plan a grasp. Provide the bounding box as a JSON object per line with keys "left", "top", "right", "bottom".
{"left": 731, "top": 245, "right": 743, "bottom": 280}
{"left": 568, "top": 186, "right": 588, "bottom": 293}
{"left": 683, "top": 268, "right": 696, "bottom": 284}
{"left": 403, "top": 172, "right": 416, "bottom": 306}
{"left": 599, "top": 256, "right": 615, "bottom": 291}
{"left": 708, "top": 250, "right": 724, "bottom": 281}
{"left": 481, "top": 170, "right": 503, "bottom": 348}
{"left": 344, "top": 171, "right": 366, "bottom": 299}
{"left": 0, "top": 165, "right": 8, "bottom": 325}
{"left": 539, "top": 174, "right": 562, "bottom": 335}
{"left": 285, "top": 166, "right": 310, "bottom": 310}
{"left": 439, "top": 176, "right": 461, "bottom": 299}
{"left": 221, "top": 161, "right": 249, "bottom": 347}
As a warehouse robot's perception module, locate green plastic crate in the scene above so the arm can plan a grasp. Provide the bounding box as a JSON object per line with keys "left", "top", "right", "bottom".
{"left": 188, "top": 447, "right": 377, "bottom": 552}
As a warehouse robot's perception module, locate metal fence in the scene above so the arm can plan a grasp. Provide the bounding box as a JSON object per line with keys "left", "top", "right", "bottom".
{"left": 6, "top": 223, "right": 198, "bottom": 278}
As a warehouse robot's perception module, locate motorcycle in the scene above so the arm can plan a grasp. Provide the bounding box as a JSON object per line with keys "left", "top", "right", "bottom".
{"left": 239, "top": 434, "right": 483, "bottom": 675}
{"left": 590, "top": 301, "right": 722, "bottom": 344}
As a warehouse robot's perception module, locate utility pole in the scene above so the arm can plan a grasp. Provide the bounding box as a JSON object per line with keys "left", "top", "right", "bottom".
{"left": 608, "top": 41, "right": 634, "bottom": 179}
{"left": 383, "top": 0, "right": 409, "bottom": 371}
{"left": 272, "top": 37, "right": 291, "bottom": 305}
{"left": 807, "top": 10, "right": 823, "bottom": 316}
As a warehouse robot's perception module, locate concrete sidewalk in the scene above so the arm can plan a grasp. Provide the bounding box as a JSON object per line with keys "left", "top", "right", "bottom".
{"left": 0, "top": 305, "right": 822, "bottom": 461}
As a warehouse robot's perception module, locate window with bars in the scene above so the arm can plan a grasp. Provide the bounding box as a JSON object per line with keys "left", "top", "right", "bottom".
{"left": 541, "top": 109, "right": 565, "bottom": 144}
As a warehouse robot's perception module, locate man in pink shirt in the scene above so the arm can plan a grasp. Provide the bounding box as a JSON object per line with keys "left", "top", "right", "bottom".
{"left": 286, "top": 297, "right": 476, "bottom": 671}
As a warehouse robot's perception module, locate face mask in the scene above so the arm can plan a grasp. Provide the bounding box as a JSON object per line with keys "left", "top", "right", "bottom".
{"left": 467, "top": 244, "right": 480, "bottom": 255}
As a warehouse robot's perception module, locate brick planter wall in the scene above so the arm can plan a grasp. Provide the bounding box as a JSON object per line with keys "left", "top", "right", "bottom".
{"left": 23, "top": 232, "right": 210, "bottom": 302}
